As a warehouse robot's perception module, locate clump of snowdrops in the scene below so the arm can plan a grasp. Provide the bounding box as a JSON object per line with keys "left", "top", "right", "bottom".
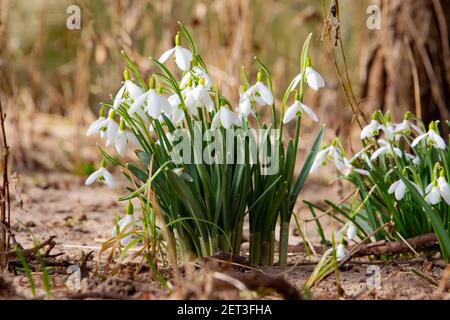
{"left": 310, "top": 110, "right": 450, "bottom": 262}
{"left": 85, "top": 23, "right": 325, "bottom": 266}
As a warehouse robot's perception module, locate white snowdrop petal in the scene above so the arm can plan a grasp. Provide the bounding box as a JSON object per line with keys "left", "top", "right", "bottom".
{"left": 346, "top": 223, "right": 356, "bottom": 240}
{"left": 174, "top": 47, "right": 192, "bottom": 71}
{"left": 158, "top": 47, "right": 175, "bottom": 63}
{"left": 300, "top": 103, "right": 319, "bottom": 122}
{"left": 283, "top": 102, "right": 301, "bottom": 124}
{"left": 124, "top": 81, "right": 143, "bottom": 100}
{"left": 128, "top": 92, "right": 148, "bottom": 115}
{"left": 257, "top": 82, "right": 274, "bottom": 105}
{"left": 102, "top": 169, "right": 115, "bottom": 188}
{"left": 388, "top": 180, "right": 400, "bottom": 194}
{"left": 85, "top": 169, "right": 102, "bottom": 185}
{"left": 438, "top": 180, "right": 450, "bottom": 205}
{"left": 289, "top": 73, "right": 302, "bottom": 92}
{"left": 305, "top": 67, "right": 325, "bottom": 91}
{"left": 113, "top": 84, "right": 126, "bottom": 109}
{"left": 86, "top": 118, "right": 106, "bottom": 136}
{"left": 336, "top": 244, "right": 346, "bottom": 261}
{"left": 115, "top": 131, "right": 127, "bottom": 155}
{"left": 411, "top": 133, "right": 427, "bottom": 147}
{"left": 106, "top": 120, "right": 119, "bottom": 143}
{"left": 395, "top": 181, "right": 407, "bottom": 200}
{"left": 147, "top": 90, "right": 162, "bottom": 119}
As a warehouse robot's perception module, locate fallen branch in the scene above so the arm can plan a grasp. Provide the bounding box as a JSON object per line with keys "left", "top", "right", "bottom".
{"left": 6, "top": 235, "right": 57, "bottom": 259}
{"left": 353, "top": 233, "right": 438, "bottom": 257}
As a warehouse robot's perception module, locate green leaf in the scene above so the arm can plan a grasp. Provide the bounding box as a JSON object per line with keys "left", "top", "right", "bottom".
{"left": 289, "top": 127, "right": 324, "bottom": 210}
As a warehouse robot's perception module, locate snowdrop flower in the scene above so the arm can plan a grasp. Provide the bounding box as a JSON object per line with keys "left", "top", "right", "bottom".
{"left": 240, "top": 71, "right": 273, "bottom": 106}
{"left": 211, "top": 107, "right": 242, "bottom": 129}
{"left": 168, "top": 93, "right": 185, "bottom": 125}
{"left": 336, "top": 243, "right": 346, "bottom": 261}
{"left": 129, "top": 76, "right": 172, "bottom": 120}
{"left": 104, "top": 109, "right": 120, "bottom": 146}
{"left": 85, "top": 160, "right": 115, "bottom": 188}
{"left": 290, "top": 58, "right": 325, "bottom": 92}
{"left": 114, "top": 118, "right": 139, "bottom": 155}
{"left": 411, "top": 121, "right": 446, "bottom": 150}
{"left": 180, "top": 66, "right": 212, "bottom": 89}
{"left": 342, "top": 158, "right": 369, "bottom": 176}
{"left": 360, "top": 116, "right": 381, "bottom": 140}
{"left": 437, "top": 173, "right": 450, "bottom": 205}
{"left": 158, "top": 32, "right": 193, "bottom": 71}
{"left": 426, "top": 170, "right": 450, "bottom": 205}
{"left": 113, "top": 69, "right": 144, "bottom": 109}
{"left": 370, "top": 139, "right": 402, "bottom": 161}
{"left": 86, "top": 106, "right": 107, "bottom": 137}
{"left": 394, "top": 112, "right": 423, "bottom": 137}
{"left": 283, "top": 91, "right": 318, "bottom": 124}
{"left": 388, "top": 175, "right": 422, "bottom": 201}
{"left": 112, "top": 201, "right": 137, "bottom": 246}
{"left": 346, "top": 222, "right": 356, "bottom": 240}
{"left": 405, "top": 153, "right": 421, "bottom": 166}
{"left": 192, "top": 78, "right": 213, "bottom": 112}
{"left": 311, "top": 141, "right": 345, "bottom": 172}
{"left": 351, "top": 149, "right": 373, "bottom": 170}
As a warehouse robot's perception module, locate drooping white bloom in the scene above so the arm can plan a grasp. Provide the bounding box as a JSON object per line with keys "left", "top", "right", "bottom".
{"left": 129, "top": 77, "right": 172, "bottom": 120}
{"left": 180, "top": 66, "right": 212, "bottom": 89}
{"left": 311, "top": 143, "right": 345, "bottom": 172}
{"left": 411, "top": 123, "right": 446, "bottom": 150}
{"left": 425, "top": 183, "right": 442, "bottom": 205}
{"left": 336, "top": 243, "right": 346, "bottom": 261}
{"left": 158, "top": 32, "right": 193, "bottom": 71}
{"left": 346, "top": 222, "right": 356, "bottom": 240}
{"left": 437, "top": 176, "right": 450, "bottom": 205}
{"left": 85, "top": 161, "right": 115, "bottom": 188}
{"left": 360, "top": 119, "right": 381, "bottom": 140}
{"left": 114, "top": 119, "right": 139, "bottom": 155}
{"left": 112, "top": 70, "right": 144, "bottom": 109}
{"left": 240, "top": 72, "right": 274, "bottom": 107}
{"left": 342, "top": 157, "right": 369, "bottom": 176}
{"left": 237, "top": 96, "right": 253, "bottom": 118}
{"left": 104, "top": 109, "right": 120, "bottom": 146}
{"left": 370, "top": 139, "right": 402, "bottom": 161}
{"left": 211, "top": 107, "right": 242, "bottom": 129}
{"left": 192, "top": 78, "right": 213, "bottom": 112}
{"left": 283, "top": 99, "right": 318, "bottom": 124}
{"left": 290, "top": 66, "right": 325, "bottom": 92}
{"left": 381, "top": 122, "right": 395, "bottom": 141}
{"left": 388, "top": 178, "right": 422, "bottom": 201}
{"left": 86, "top": 106, "right": 107, "bottom": 137}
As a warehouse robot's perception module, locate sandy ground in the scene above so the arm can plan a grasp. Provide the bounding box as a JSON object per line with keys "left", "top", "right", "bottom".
{"left": 0, "top": 170, "right": 448, "bottom": 300}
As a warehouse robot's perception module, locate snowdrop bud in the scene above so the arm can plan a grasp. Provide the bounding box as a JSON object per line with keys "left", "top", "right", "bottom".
{"left": 149, "top": 76, "right": 156, "bottom": 90}
{"left": 346, "top": 222, "right": 356, "bottom": 240}
{"left": 119, "top": 118, "right": 126, "bottom": 131}
{"left": 108, "top": 109, "right": 116, "bottom": 119}
{"left": 123, "top": 69, "right": 130, "bottom": 81}
{"left": 175, "top": 32, "right": 181, "bottom": 46}
{"left": 429, "top": 121, "right": 436, "bottom": 131}
{"left": 404, "top": 111, "right": 413, "bottom": 120}
{"left": 126, "top": 200, "right": 133, "bottom": 216}
{"left": 257, "top": 70, "right": 263, "bottom": 82}
{"left": 305, "top": 56, "right": 311, "bottom": 67}
{"left": 99, "top": 105, "right": 105, "bottom": 117}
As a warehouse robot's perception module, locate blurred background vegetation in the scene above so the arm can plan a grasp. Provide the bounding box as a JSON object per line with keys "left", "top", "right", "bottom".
{"left": 2, "top": 0, "right": 447, "bottom": 174}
